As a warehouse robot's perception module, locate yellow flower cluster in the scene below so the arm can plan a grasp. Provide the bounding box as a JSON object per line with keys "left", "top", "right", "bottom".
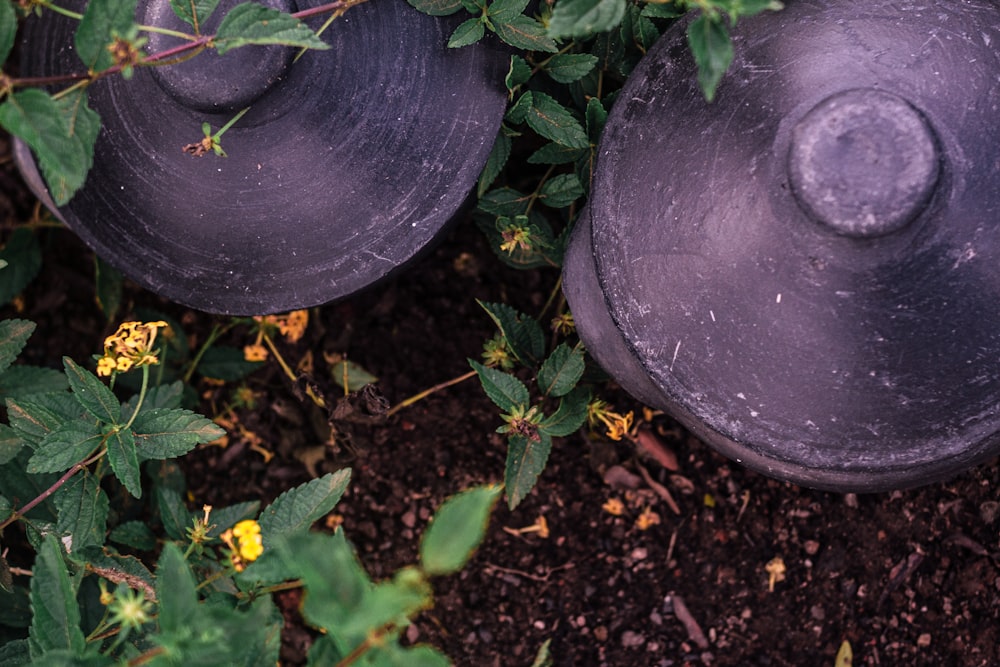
{"left": 243, "top": 310, "right": 309, "bottom": 362}
{"left": 220, "top": 519, "right": 264, "bottom": 572}
{"left": 96, "top": 321, "right": 169, "bottom": 377}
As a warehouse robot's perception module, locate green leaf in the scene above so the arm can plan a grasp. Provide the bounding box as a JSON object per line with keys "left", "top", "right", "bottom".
{"left": 687, "top": 14, "right": 733, "bottom": 102}
{"left": 585, "top": 95, "right": 607, "bottom": 140}
{"left": 539, "top": 173, "right": 585, "bottom": 208}
{"left": 28, "top": 535, "right": 84, "bottom": 658}
{"left": 0, "top": 319, "right": 33, "bottom": 375}
{"left": 547, "top": 0, "right": 626, "bottom": 39}
{"left": 477, "top": 300, "right": 546, "bottom": 364}
{"left": 477, "top": 130, "right": 511, "bottom": 197}
{"left": 420, "top": 485, "right": 500, "bottom": 575}
{"left": 329, "top": 360, "right": 378, "bottom": 392}
{"left": 107, "top": 429, "right": 141, "bottom": 498}
{"left": 0, "top": 424, "right": 21, "bottom": 465}
{"left": 54, "top": 470, "right": 109, "bottom": 553}
{"left": 527, "top": 142, "right": 586, "bottom": 165}
{"left": 155, "top": 543, "right": 198, "bottom": 635}
{"left": 169, "top": 0, "right": 222, "bottom": 30}
{"left": 0, "top": 581, "right": 29, "bottom": 624}
{"left": 6, "top": 393, "right": 82, "bottom": 448}
{"left": 477, "top": 187, "right": 531, "bottom": 216}
{"left": 214, "top": 3, "right": 330, "bottom": 54}
{"left": 27, "top": 421, "right": 103, "bottom": 474}
{"left": 109, "top": 520, "right": 157, "bottom": 551}
{"left": 641, "top": 4, "right": 682, "bottom": 19}
{"left": 132, "top": 408, "right": 225, "bottom": 460}
{"left": 505, "top": 55, "right": 532, "bottom": 92}
{"left": 469, "top": 360, "right": 529, "bottom": 412}
{"left": 156, "top": 486, "right": 193, "bottom": 541}
{"left": 505, "top": 90, "right": 532, "bottom": 124}
{"left": 0, "top": 365, "right": 70, "bottom": 402}
{"left": 258, "top": 469, "right": 351, "bottom": 544}
{"left": 75, "top": 0, "right": 138, "bottom": 72}
{"left": 405, "top": 0, "right": 463, "bottom": 16}
{"left": 537, "top": 342, "right": 585, "bottom": 397}
{"left": 492, "top": 15, "right": 558, "bottom": 53}
{"left": 206, "top": 500, "right": 260, "bottom": 538}
{"left": 0, "top": 228, "right": 42, "bottom": 306}
{"left": 488, "top": 0, "right": 530, "bottom": 21}
{"left": 447, "top": 17, "right": 484, "bottom": 48}
{"left": 285, "top": 532, "right": 370, "bottom": 634}
{"left": 0, "top": 0, "right": 16, "bottom": 64}
{"left": 526, "top": 92, "right": 589, "bottom": 149}
{"left": 121, "top": 381, "right": 184, "bottom": 418}
{"left": 337, "top": 569, "right": 432, "bottom": 643}
{"left": 505, "top": 432, "right": 552, "bottom": 509}
{"left": 94, "top": 258, "right": 123, "bottom": 323}
{"left": 0, "top": 640, "right": 30, "bottom": 666}
{"left": 539, "top": 385, "right": 590, "bottom": 437}
{"left": 63, "top": 357, "right": 120, "bottom": 425}
{"left": 544, "top": 53, "right": 599, "bottom": 83}
{"left": 196, "top": 345, "right": 263, "bottom": 381}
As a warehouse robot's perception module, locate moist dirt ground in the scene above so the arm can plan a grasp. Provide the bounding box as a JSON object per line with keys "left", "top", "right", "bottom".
{"left": 2, "top": 138, "right": 1000, "bottom": 667}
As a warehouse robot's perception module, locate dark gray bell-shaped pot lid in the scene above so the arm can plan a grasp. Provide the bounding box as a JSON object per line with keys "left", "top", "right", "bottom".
{"left": 16, "top": 0, "right": 507, "bottom": 314}
{"left": 566, "top": 0, "right": 1000, "bottom": 492}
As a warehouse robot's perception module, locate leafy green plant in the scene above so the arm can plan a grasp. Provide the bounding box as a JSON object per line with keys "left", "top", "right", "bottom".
{"left": 0, "top": 317, "right": 500, "bottom": 665}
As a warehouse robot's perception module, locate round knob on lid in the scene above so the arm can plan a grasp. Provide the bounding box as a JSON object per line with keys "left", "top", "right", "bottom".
{"left": 788, "top": 88, "right": 940, "bottom": 238}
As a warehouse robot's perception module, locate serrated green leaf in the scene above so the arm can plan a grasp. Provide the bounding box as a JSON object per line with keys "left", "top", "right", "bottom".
{"left": 27, "top": 422, "right": 103, "bottom": 474}
{"left": 6, "top": 393, "right": 82, "bottom": 448}
{"left": 206, "top": 500, "right": 260, "bottom": 538}
{"left": 337, "top": 570, "right": 432, "bottom": 643}
{"left": 505, "top": 90, "right": 532, "bottom": 124}
{"left": 54, "top": 471, "right": 108, "bottom": 553}
{"left": 505, "top": 55, "right": 532, "bottom": 92}
{"left": 447, "top": 17, "right": 484, "bottom": 48}
{"left": 540, "top": 385, "right": 590, "bottom": 436}
{"left": 108, "top": 520, "right": 157, "bottom": 550}
{"left": 258, "top": 469, "right": 351, "bottom": 544}
{"left": 0, "top": 319, "right": 33, "bottom": 375}
{"left": 585, "top": 95, "right": 607, "bottom": 139}
{"left": 107, "top": 429, "right": 140, "bottom": 498}
{"left": 492, "top": 15, "right": 558, "bottom": 52}
{"left": 0, "top": 0, "right": 16, "bottom": 65}
{"left": 75, "top": 0, "right": 138, "bottom": 72}
{"left": 405, "top": 0, "right": 463, "bottom": 16}
{"left": 477, "top": 300, "right": 546, "bottom": 364}
{"left": 0, "top": 639, "right": 30, "bottom": 665}
{"left": 121, "top": 381, "right": 184, "bottom": 420}
{"left": 132, "top": 408, "right": 225, "bottom": 460}
{"left": 0, "top": 228, "right": 42, "bottom": 306}
{"left": 539, "top": 172, "right": 585, "bottom": 208}
{"left": 632, "top": 11, "right": 660, "bottom": 50}
{"left": 527, "top": 92, "right": 589, "bottom": 149}
{"left": 0, "top": 365, "right": 70, "bottom": 402}
{"left": 156, "top": 486, "right": 193, "bottom": 541}
{"left": 28, "top": 535, "right": 84, "bottom": 658}
{"left": 687, "top": 14, "right": 733, "bottom": 102}
{"left": 63, "top": 357, "right": 120, "bottom": 425}
{"left": 214, "top": 3, "right": 330, "bottom": 54}
{"left": 469, "top": 360, "right": 529, "bottom": 412}
{"left": 547, "top": 0, "right": 626, "bottom": 39}
{"left": 169, "top": 0, "right": 222, "bottom": 31}
{"left": 477, "top": 130, "right": 511, "bottom": 197}
{"left": 86, "top": 549, "right": 156, "bottom": 598}
{"left": 544, "top": 53, "right": 598, "bottom": 83}
{"left": 489, "top": 0, "right": 530, "bottom": 21}
{"left": 537, "top": 342, "right": 585, "bottom": 397}
{"left": 287, "top": 531, "right": 370, "bottom": 634}
{"left": 505, "top": 432, "right": 552, "bottom": 509}
{"left": 0, "top": 424, "right": 21, "bottom": 465}
{"left": 420, "top": 485, "right": 500, "bottom": 575}
{"left": 528, "top": 142, "right": 586, "bottom": 165}
{"left": 641, "top": 4, "right": 682, "bottom": 19}
{"left": 156, "top": 542, "right": 198, "bottom": 634}
{"left": 478, "top": 187, "right": 531, "bottom": 216}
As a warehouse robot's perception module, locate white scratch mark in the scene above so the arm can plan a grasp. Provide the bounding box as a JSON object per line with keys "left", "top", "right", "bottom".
{"left": 709, "top": 310, "right": 716, "bottom": 322}
{"left": 776, "top": 293, "right": 782, "bottom": 304}
{"left": 669, "top": 340, "right": 681, "bottom": 371}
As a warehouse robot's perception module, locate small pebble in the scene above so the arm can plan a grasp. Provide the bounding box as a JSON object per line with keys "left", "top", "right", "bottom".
{"left": 621, "top": 631, "right": 646, "bottom": 648}
{"left": 594, "top": 626, "right": 609, "bottom": 642}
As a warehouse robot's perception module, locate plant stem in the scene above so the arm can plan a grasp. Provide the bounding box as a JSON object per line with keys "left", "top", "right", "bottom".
{"left": 122, "top": 366, "right": 149, "bottom": 431}
{"left": 0, "top": 449, "right": 107, "bottom": 531}
{"left": 386, "top": 370, "right": 477, "bottom": 418}
{"left": 262, "top": 331, "right": 326, "bottom": 409}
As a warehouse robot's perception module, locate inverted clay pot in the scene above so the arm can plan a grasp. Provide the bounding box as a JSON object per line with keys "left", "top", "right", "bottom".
{"left": 564, "top": 0, "right": 1000, "bottom": 492}
{"left": 15, "top": 0, "right": 507, "bottom": 314}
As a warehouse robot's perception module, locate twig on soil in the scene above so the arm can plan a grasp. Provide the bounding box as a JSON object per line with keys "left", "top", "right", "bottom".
{"left": 386, "top": 369, "right": 477, "bottom": 417}
{"left": 636, "top": 463, "right": 681, "bottom": 515}
{"left": 483, "top": 561, "right": 574, "bottom": 582}
{"left": 667, "top": 594, "right": 709, "bottom": 649}
{"left": 878, "top": 550, "right": 924, "bottom": 608}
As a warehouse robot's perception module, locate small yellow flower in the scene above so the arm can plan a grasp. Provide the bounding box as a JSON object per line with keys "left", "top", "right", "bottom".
{"left": 550, "top": 312, "right": 575, "bottom": 336}
{"left": 96, "top": 321, "right": 169, "bottom": 376}
{"left": 588, "top": 400, "right": 635, "bottom": 441}
{"left": 499, "top": 223, "right": 533, "bottom": 254}
{"left": 230, "top": 519, "right": 264, "bottom": 564}
{"left": 765, "top": 556, "right": 786, "bottom": 592}
{"left": 635, "top": 506, "right": 660, "bottom": 531}
{"left": 243, "top": 343, "right": 268, "bottom": 362}
{"left": 278, "top": 309, "right": 309, "bottom": 343}
{"left": 602, "top": 497, "right": 625, "bottom": 516}
{"left": 482, "top": 333, "right": 514, "bottom": 369}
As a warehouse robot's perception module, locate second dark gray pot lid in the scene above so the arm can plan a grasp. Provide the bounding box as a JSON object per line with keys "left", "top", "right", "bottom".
{"left": 17, "top": 0, "right": 507, "bottom": 314}
{"left": 581, "top": 0, "right": 1000, "bottom": 490}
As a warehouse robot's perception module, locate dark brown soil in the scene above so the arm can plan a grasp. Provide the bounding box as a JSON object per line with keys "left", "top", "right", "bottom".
{"left": 3, "top": 138, "right": 1000, "bottom": 667}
